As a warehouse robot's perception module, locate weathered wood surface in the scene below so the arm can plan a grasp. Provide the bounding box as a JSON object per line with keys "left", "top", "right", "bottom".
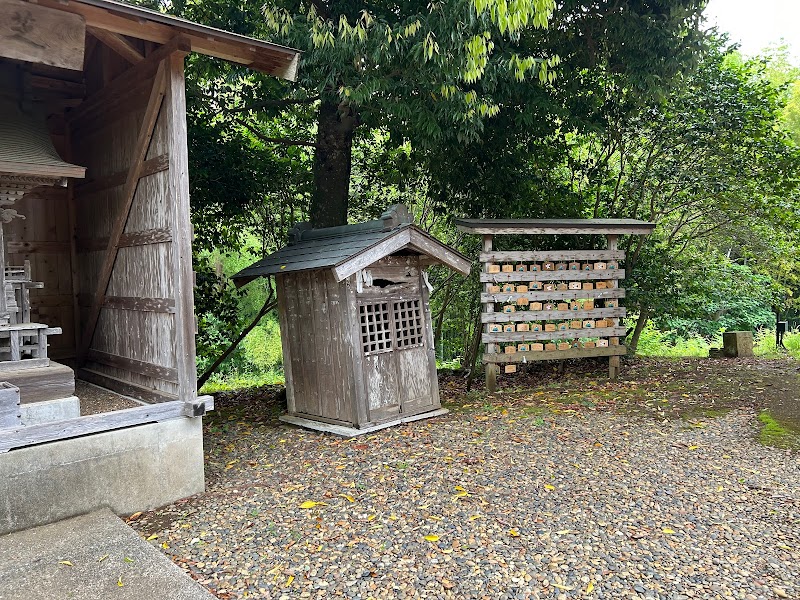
{"left": 87, "top": 26, "right": 145, "bottom": 64}
{"left": 77, "top": 295, "right": 175, "bottom": 313}
{"left": 0, "top": 396, "right": 213, "bottom": 453}
{"left": 75, "top": 154, "right": 169, "bottom": 196}
{"left": 35, "top": 0, "right": 300, "bottom": 80}
{"left": 480, "top": 270, "right": 625, "bottom": 283}
{"left": 455, "top": 218, "right": 655, "bottom": 235}
{"left": 77, "top": 62, "right": 167, "bottom": 364}
{"left": 76, "top": 228, "right": 173, "bottom": 253}
{"left": 481, "top": 289, "right": 625, "bottom": 302}
{"left": 482, "top": 234, "right": 498, "bottom": 393}
{"left": 480, "top": 250, "right": 625, "bottom": 262}
{"left": 483, "top": 327, "right": 626, "bottom": 343}
{"left": 78, "top": 368, "right": 176, "bottom": 404}
{"left": 165, "top": 52, "right": 197, "bottom": 402}
{"left": 86, "top": 349, "right": 178, "bottom": 383}
{"left": 0, "top": 362, "right": 74, "bottom": 404}
{"left": 484, "top": 345, "right": 626, "bottom": 363}
{"left": 0, "top": 383, "right": 21, "bottom": 428}
{"left": 482, "top": 307, "right": 627, "bottom": 322}
{"left": 0, "top": 0, "right": 85, "bottom": 71}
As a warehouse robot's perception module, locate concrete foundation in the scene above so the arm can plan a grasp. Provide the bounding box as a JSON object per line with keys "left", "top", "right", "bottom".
{"left": 0, "top": 509, "right": 214, "bottom": 600}
{"left": 0, "top": 417, "right": 205, "bottom": 536}
{"left": 19, "top": 395, "right": 80, "bottom": 425}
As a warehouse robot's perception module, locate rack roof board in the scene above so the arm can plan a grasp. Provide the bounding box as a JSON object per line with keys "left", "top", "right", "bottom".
{"left": 454, "top": 218, "right": 656, "bottom": 236}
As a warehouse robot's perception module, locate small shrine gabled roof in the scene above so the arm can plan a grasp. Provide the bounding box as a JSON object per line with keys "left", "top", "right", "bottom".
{"left": 233, "top": 221, "right": 471, "bottom": 286}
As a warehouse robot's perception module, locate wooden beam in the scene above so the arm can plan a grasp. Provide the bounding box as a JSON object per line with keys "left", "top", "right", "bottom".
{"left": 35, "top": 0, "right": 299, "bottom": 80}
{"left": 480, "top": 250, "right": 626, "bottom": 262}
{"left": 0, "top": 0, "right": 85, "bottom": 71}
{"left": 77, "top": 62, "right": 167, "bottom": 366}
{"left": 75, "top": 154, "right": 169, "bottom": 196}
{"left": 480, "top": 270, "right": 626, "bottom": 283}
{"left": 0, "top": 396, "right": 213, "bottom": 453}
{"left": 76, "top": 228, "right": 172, "bottom": 253}
{"left": 77, "top": 294, "right": 175, "bottom": 313}
{"left": 481, "top": 289, "right": 625, "bottom": 303}
{"left": 482, "top": 307, "right": 627, "bottom": 322}
{"left": 87, "top": 26, "right": 145, "bottom": 64}
{"left": 483, "top": 345, "right": 626, "bottom": 364}
{"left": 67, "top": 35, "right": 190, "bottom": 127}
{"left": 86, "top": 349, "right": 178, "bottom": 383}
{"left": 482, "top": 327, "right": 628, "bottom": 344}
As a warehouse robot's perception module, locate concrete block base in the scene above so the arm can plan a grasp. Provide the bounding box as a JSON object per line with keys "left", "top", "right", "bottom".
{"left": 19, "top": 395, "right": 80, "bottom": 425}
{"left": 0, "top": 417, "right": 205, "bottom": 536}
{"left": 280, "top": 408, "right": 449, "bottom": 437}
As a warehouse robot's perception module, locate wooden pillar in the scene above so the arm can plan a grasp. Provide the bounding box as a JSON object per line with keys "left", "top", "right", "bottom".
{"left": 483, "top": 234, "right": 497, "bottom": 393}
{"left": 607, "top": 234, "right": 620, "bottom": 380}
{"left": 165, "top": 51, "right": 197, "bottom": 401}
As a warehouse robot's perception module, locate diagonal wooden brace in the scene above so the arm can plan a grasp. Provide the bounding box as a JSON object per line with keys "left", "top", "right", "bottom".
{"left": 76, "top": 61, "right": 167, "bottom": 366}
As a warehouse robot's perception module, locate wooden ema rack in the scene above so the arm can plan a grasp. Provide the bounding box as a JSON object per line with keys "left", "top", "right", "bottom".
{"left": 454, "top": 219, "right": 655, "bottom": 391}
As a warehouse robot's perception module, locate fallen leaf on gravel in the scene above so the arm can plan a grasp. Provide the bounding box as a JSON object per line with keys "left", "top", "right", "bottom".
{"left": 586, "top": 581, "right": 595, "bottom": 593}
{"left": 424, "top": 535, "right": 440, "bottom": 542}
{"left": 127, "top": 512, "right": 142, "bottom": 522}
{"left": 117, "top": 576, "right": 124, "bottom": 587}
{"left": 688, "top": 445, "right": 700, "bottom": 450}
{"left": 468, "top": 515, "right": 482, "bottom": 521}
{"left": 58, "top": 560, "right": 73, "bottom": 567}
{"left": 299, "top": 501, "right": 327, "bottom": 509}
{"left": 544, "top": 484, "right": 556, "bottom": 491}
{"left": 146, "top": 533, "right": 158, "bottom": 541}
{"left": 662, "top": 528, "right": 676, "bottom": 534}
{"left": 553, "top": 583, "right": 573, "bottom": 590}
{"left": 339, "top": 494, "right": 355, "bottom": 503}
{"left": 508, "top": 529, "right": 520, "bottom": 537}
{"left": 286, "top": 575, "right": 295, "bottom": 587}
{"left": 98, "top": 555, "right": 108, "bottom": 563}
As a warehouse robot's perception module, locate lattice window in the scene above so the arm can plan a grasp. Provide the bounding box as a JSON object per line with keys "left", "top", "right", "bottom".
{"left": 393, "top": 299, "right": 424, "bottom": 349}
{"left": 359, "top": 302, "right": 393, "bottom": 355}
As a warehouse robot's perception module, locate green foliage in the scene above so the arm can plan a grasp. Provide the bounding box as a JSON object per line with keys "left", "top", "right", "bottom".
{"left": 632, "top": 322, "right": 719, "bottom": 358}
{"left": 241, "top": 319, "right": 284, "bottom": 372}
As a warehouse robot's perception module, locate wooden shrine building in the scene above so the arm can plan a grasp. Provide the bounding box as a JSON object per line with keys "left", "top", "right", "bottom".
{"left": 0, "top": 0, "right": 300, "bottom": 535}
{"left": 455, "top": 218, "right": 655, "bottom": 392}
{"left": 234, "top": 205, "right": 471, "bottom": 436}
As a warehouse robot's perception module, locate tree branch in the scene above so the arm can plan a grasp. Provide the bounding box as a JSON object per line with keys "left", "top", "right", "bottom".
{"left": 236, "top": 118, "right": 319, "bottom": 148}
{"left": 229, "top": 96, "right": 321, "bottom": 114}
{"left": 198, "top": 284, "right": 277, "bottom": 389}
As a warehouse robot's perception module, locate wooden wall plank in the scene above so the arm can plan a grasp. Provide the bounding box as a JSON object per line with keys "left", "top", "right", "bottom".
{"left": 482, "top": 307, "right": 627, "bottom": 322}
{"left": 86, "top": 349, "right": 178, "bottom": 382}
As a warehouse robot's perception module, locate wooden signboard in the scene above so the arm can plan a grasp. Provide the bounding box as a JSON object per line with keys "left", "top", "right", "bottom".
{"left": 0, "top": 0, "right": 85, "bottom": 71}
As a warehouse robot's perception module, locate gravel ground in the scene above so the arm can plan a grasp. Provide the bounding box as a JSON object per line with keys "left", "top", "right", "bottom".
{"left": 130, "top": 360, "right": 800, "bottom": 600}
{"left": 77, "top": 380, "right": 142, "bottom": 415}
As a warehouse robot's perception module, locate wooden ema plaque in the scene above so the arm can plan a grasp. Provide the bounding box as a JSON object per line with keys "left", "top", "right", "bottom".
{"left": 460, "top": 217, "right": 655, "bottom": 390}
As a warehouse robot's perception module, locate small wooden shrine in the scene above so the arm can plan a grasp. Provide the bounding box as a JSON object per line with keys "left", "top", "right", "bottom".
{"left": 234, "top": 205, "right": 471, "bottom": 436}
{"left": 455, "top": 218, "right": 655, "bottom": 391}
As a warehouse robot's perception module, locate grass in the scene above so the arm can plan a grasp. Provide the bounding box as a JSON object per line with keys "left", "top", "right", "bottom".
{"left": 757, "top": 410, "right": 799, "bottom": 449}
{"left": 200, "top": 369, "right": 284, "bottom": 394}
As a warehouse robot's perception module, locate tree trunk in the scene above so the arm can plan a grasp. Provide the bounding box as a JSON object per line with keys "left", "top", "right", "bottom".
{"left": 628, "top": 307, "right": 650, "bottom": 354}
{"left": 309, "top": 99, "right": 357, "bottom": 228}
